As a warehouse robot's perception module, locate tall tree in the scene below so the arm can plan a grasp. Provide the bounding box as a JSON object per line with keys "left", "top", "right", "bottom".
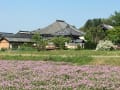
{"left": 51, "top": 36, "right": 71, "bottom": 49}
{"left": 81, "top": 18, "right": 106, "bottom": 43}
{"left": 32, "top": 33, "right": 48, "bottom": 51}
{"left": 106, "top": 27, "right": 120, "bottom": 44}
{"left": 110, "top": 11, "right": 120, "bottom": 26}
{"left": 80, "top": 11, "right": 120, "bottom": 49}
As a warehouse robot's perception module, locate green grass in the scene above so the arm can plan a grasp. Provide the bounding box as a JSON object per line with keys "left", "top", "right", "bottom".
{"left": 1, "top": 50, "right": 120, "bottom": 56}
{"left": 1, "top": 50, "right": 120, "bottom": 66}
{"left": 0, "top": 55, "right": 93, "bottom": 65}
{"left": 91, "top": 57, "right": 120, "bottom": 66}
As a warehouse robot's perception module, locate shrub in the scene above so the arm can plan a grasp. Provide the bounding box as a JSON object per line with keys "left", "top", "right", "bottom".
{"left": 32, "top": 33, "right": 48, "bottom": 51}
{"left": 96, "top": 40, "right": 115, "bottom": 51}
{"left": 0, "top": 48, "right": 7, "bottom": 51}
{"left": 18, "top": 43, "right": 35, "bottom": 51}
{"left": 51, "top": 36, "right": 71, "bottom": 50}
{"left": 84, "top": 41, "right": 97, "bottom": 49}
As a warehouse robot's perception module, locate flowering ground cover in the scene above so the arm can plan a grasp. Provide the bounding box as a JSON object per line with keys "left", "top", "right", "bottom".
{"left": 0, "top": 60, "right": 120, "bottom": 90}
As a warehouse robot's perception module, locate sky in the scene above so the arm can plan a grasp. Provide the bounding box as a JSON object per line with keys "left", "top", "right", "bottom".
{"left": 0, "top": 0, "right": 120, "bottom": 33}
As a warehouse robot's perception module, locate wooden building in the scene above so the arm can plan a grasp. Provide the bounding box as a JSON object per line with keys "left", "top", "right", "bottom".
{"left": 0, "top": 32, "right": 33, "bottom": 50}
{"left": 0, "top": 20, "right": 85, "bottom": 49}
{"left": 0, "top": 39, "right": 10, "bottom": 49}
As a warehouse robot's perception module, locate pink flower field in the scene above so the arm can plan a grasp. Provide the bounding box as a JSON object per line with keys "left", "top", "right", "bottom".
{"left": 0, "top": 60, "right": 120, "bottom": 90}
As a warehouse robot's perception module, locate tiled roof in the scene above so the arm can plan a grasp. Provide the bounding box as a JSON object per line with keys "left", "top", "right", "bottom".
{"left": 0, "top": 32, "right": 15, "bottom": 38}
{"left": 6, "top": 37, "right": 33, "bottom": 42}
{"left": 0, "top": 32, "right": 33, "bottom": 43}
{"left": 101, "top": 24, "right": 114, "bottom": 30}
{"left": 33, "top": 20, "right": 85, "bottom": 36}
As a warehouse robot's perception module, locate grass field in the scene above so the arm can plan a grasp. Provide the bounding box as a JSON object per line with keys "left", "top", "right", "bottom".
{"left": 0, "top": 50, "right": 120, "bottom": 65}
{"left": 0, "top": 50, "right": 120, "bottom": 89}
{"left": 1, "top": 50, "right": 120, "bottom": 56}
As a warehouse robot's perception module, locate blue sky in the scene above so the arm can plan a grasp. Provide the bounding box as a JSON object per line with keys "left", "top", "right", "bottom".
{"left": 0, "top": 0, "right": 120, "bottom": 33}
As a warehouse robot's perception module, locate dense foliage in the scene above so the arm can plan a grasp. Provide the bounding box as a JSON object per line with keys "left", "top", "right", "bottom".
{"left": 81, "top": 11, "right": 120, "bottom": 49}
{"left": 32, "top": 34, "right": 71, "bottom": 50}
{"left": 110, "top": 11, "right": 120, "bottom": 26}
{"left": 106, "top": 27, "right": 120, "bottom": 44}
{"left": 32, "top": 33, "right": 48, "bottom": 51}
{"left": 18, "top": 43, "right": 36, "bottom": 51}
{"left": 51, "top": 36, "right": 71, "bottom": 49}
{"left": 86, "top": 26, "right": 105, "bottom": 43}
{"left": 81, "top": 18, "right": 106, "bottom": 49}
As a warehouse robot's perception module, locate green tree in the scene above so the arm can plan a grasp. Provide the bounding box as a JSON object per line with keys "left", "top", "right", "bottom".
{"left": 81, "top": 18, "right": 107, "bottom": 49}
{"left": 106, "top": 27, "right": 120, "bottom": 44}
{"left": 110, "top": 11, "right": 120, "bottom": 26}
{"left": 51, "top": 36, "right": 71, "bottom": 49}
{"left": 32, "top": 33, "right": 47, "bottom": 51}
{"left": 85, "top": 26, "right": 105, "bottom": 43}
{"left": 19, "top": 43, "right": 35, "bottom": 51}
{"left": 84, "top": 19, "right": 93, "bottom": 30}
{"left": 80, "top": 11, "right": 120, "bottom": 49}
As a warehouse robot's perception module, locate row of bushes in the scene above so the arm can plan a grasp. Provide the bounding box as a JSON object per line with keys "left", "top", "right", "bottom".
{"left": 0, "top": 45, "right": 83, "bottom": 52}
{"left": 0, "top": 41, "right": 116, "bottom": 52}
{"left": 84, "top": 40, "right": 118, "bottom": 51}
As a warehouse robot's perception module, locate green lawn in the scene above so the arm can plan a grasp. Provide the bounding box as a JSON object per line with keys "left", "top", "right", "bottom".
{"left": 0, "top": 49, "right": 120, "bottom": 56}
{"left": 0, "top": 50, "right": 120, "bottom": 65}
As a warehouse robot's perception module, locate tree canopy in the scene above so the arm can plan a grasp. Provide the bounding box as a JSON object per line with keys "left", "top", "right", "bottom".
{"left": 106, "top": 27, "right": 120, "bottom": 44}
{"left": 51, "top": 36, "right": 71, "bottom": 49}
{"left": 80, "top": 11, "right": 120, "bottom": 47}
{"left": 32, "top": 33, "right": 48, "bottom": 51}
{"left": 110, "top": 11, "right": 120, "bottom": 26}
{"left": 81, "top": 18, "right": 106, "bottom": 44}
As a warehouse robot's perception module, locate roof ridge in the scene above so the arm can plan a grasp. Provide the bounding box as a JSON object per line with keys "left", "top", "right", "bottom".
{"left": 56, "top": 21, "right": 66, "bottom": 30}
{"left": 69, "top": 25, "right": 85, "bottom": 34}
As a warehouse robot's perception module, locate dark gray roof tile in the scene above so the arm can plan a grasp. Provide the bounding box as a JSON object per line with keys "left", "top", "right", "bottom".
{"left": 33, "top": 20, "right": 85, "bottom": 36}
{"left": 6, "top": 37, "right": 33, "bottom": 42}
